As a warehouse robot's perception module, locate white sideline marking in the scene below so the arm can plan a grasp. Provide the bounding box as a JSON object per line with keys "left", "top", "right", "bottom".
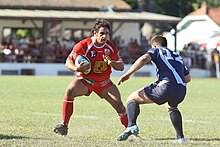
{"left": 32, "top": 112, "right": 98, "bottom": 119}
{"left": 32, "top": 112, "right": 212, "bottom": 124}
{"left": 184, "top": 119, "right": 211, "bottom": 124}
{"left": 75, "top": 115, "right": 98, "bottom": 119}
{"left": 151, "top": 118, "right": 211, "bottom": 124}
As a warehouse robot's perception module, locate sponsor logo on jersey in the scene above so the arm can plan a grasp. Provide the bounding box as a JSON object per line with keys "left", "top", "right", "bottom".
{"left": 104, "top": 49, "right": 110, "bottom": 56}
{"left": 90, "top": 50, "right": 97, "bottom": 58}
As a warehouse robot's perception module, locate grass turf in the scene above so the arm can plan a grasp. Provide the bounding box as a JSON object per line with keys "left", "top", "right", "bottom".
{"left": 0, "top": 76, "right": 219, "bottom": 146}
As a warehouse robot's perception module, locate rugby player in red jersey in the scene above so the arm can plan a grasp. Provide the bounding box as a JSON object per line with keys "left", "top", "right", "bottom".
{"left": 53, "top": 18, "right": 128, "bottom": 136}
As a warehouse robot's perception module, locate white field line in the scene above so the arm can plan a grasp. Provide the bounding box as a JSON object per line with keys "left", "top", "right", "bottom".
{"left": 32, "top": 112, "right": 98, "bottom": 119}
{"left": 32, "top": 112, "right": 212, "bottom": 124}
{"left": 184, "top": 119, "right": 211, "bottom": 124}
{"left": 150, "top": 118, "right": 211, "bottom": 124}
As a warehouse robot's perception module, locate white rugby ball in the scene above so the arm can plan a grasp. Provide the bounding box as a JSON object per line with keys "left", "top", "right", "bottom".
{"left": 75, "top": 55, "right": 91, "bottom": 74}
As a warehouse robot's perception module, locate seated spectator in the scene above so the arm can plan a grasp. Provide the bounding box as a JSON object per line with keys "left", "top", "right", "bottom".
{"left": 7, "top": 44, "right": 17, "bottom": 62}
{"left": 55, "top": 44, "right": 64, "bottom": 63}
{"left": 127, "top": 38, "right": 139, "bottom": 63}
{"left": 30, "top": 45, "right": 41, "bottom": 63}
{"left": 23, "top": 47, "right": 32, "bottom": 63}
{"left": 45, "top": 40, "right": 56, "bottom": 63}
{"left": 19, "top": 36, "right": 29, "bottom": 49}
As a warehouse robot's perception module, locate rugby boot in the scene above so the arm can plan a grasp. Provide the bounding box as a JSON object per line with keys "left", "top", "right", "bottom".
{"left": 53, "top": 122, "right": 68, "bottom": 136}
{"left": 116, "top": 125, "right": 139, "bottom": 141}
{"left": 176, "top": 138, "right": 186, "bottom": 144}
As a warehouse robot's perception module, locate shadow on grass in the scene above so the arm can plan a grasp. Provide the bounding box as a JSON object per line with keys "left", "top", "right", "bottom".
{"left": 0, "top": 134, "right": 30, "bottom": 140}
{"left": 156, "top": 137, "right": 220, "bottom": 142}
{"left": 155, "top": 138, "right": 175, "bottom": 141}
{"left": 189, "top": 138, "right": 220, "bottom": 141}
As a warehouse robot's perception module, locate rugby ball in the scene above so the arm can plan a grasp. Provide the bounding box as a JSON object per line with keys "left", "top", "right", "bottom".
{"left": 75, "top": 55, "right": 91, "bottom": 74}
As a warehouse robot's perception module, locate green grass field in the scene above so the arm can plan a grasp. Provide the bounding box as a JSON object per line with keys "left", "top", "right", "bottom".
{"left": 0, "top": 76, "right": 220, "bottom": 147}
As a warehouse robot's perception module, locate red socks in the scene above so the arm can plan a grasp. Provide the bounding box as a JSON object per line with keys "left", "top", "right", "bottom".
{"left": 62, "top": 97, "right": 74, "bottom": 126}
{"left": 119, "top": 113, "right": 128, "bottom": 128}
{"left": 62, "top": 96, "right": 128, "bottom": 128}
{"left": 118, "top": 109, "right": 128, "bottom": 128}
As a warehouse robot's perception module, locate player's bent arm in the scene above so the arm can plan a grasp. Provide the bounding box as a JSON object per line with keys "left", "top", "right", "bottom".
{"left": 65, "top": 58, "right": 90, "bottom": 73}
{"left": 65, "top": 58, "right": 78, "bottom": 72}
{"left": 185, "top": 74, "right": 191, "bottom": 83}
{"left": 109, "top": 58, "right": 124, "bottom": 71}
{"left": 103, "top": 55, "right": 124, "bottom": 71}
{"left": 126, "top": 53, "right": 151, "bottom": 76}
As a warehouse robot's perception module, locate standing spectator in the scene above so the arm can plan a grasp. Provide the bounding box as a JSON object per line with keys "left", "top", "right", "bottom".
{"left": 36, "top": 36, "right": 43, "bottom": 48}
{"left": 180, "top": 51, "right": 192, "bottom": 71}
{"left": 11, "top": 35, "right": 20, "bottom": 49}
{"left": 210, "top": 48, "right": 220, "bottom": 77}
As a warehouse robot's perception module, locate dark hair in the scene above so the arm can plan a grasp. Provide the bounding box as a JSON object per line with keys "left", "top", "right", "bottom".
{"left": 91, "top": 18, "right": 111, "bottom": 36}
{"left": 151, "top": 35, "right": 167, "bottom": 47}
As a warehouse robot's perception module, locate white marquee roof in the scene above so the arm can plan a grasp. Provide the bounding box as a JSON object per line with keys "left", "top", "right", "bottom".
{"left": 0, "top": 9, "right": 181, "bottom": 24}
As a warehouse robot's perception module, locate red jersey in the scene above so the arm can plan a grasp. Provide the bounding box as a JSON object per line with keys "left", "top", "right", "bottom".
{"left": 69, "top": 37, "right": 120, "bottom": 81}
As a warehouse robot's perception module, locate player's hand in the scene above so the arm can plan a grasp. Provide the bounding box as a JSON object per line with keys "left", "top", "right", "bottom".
{"left": 77, "top": 61, "right": 91, "bottom": 72}
{"left": 117, "top": 74, "right": 130, "bottom": 85}
{"left": 103, "top": 55, "right": 112, "bottom": 65}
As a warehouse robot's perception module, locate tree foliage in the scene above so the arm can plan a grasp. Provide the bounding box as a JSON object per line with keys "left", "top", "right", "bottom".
{"left": 123, "top": 0, "right": 220, "bottom": 17}
{"left": 153, "top": 0, "right": 195, "bottom": 17}
{"left": 123, "top": 0, "right": 138, "bottom": 9}
{"left": 123, "top": 0, "right": 220, "bottom": 35}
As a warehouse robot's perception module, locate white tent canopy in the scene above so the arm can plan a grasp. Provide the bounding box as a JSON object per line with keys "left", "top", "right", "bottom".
{"left": 0, "top": 9, "right": 181, "bottom": 23}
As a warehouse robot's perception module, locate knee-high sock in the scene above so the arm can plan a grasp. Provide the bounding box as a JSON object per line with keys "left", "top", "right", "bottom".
{"left": 118, "top": 108, "right": 128, "bottom": 128}
{"left": 62, "top": 97, "right": 74, "bottom": 127}
{"left": 169, "top": 109, "right": 184, "bottom": 139}
{"left": 127, "top": 100, "right": 140, "bottom": 127}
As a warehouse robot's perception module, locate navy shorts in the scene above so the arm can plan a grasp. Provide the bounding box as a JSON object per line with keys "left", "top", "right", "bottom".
{"left": 144, "top": 80, "right": 186, "bottom": 107}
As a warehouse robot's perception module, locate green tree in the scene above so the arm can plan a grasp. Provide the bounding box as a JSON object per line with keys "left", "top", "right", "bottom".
{"left": 123, "top": 0, "right": 220, "bottom": 35}
{"left": 194, "top": 0, "right": 220, "bottom": 8}
{"left": 124, "top": 0, "right": 220, "bottom": 17}
{"left": 123, "top": 0, "right": 138, "bottom": 9}
{"left": 153, "top": 0, "right": 195, "bottom": 17}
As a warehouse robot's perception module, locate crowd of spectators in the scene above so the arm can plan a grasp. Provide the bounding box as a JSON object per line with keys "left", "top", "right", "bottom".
{"left": 1, "top": 34, "right": 219, "bottom": 72}
{"left": 181, "top": 42, "right": 209, "bottom": 70}
{"left": 0, "top": 35, "right": 150, "bottom": 64}
{"left": 1, "top": 33, "right": 219, "bottom": 72}
{"left": 113, "top": 35, "right": 150, "bottom": 64}
{"left": 0, "top": 35, "right": 76, "bottom": 63}
{"left": 180, "top": 42, "right": 220, "bottom": 73}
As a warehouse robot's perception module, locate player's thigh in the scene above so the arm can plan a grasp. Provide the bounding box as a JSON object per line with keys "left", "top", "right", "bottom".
{"left": 102, "top": 84, "right": 122, "bottom": 102}
{"left": 164, "top": 102, "right": 177, "bottom": 111}
{"left": 127, "top": 88, "right": 153, "bottom": 104}
{"left": 101, "top": 84, "right": 125, "bottom": 111}
{"left": 65, "top": 78, "right": 89, "bottom": 97}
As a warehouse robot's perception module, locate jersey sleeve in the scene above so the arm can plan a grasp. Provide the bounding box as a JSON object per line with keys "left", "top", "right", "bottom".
{"left": 184, "top": 65, "right": 190, "bottom": 76}
{"left": 147, "top": 48, "right": 158, "bottom": 61}
{"left": 111, "top": 48, "right": 120, "bottom": 61}
{"left": 107, "top": 41, "right": 120, "bottom": 61}
{"left": 68, "top": 41, "right": 86, "bottom": 62}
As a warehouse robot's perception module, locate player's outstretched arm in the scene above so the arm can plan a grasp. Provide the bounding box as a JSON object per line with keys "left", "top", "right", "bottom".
{"left": 118, "top": 53, "right": 151, "bottom": 85}
{"left": 117, "top": 73, "right": 131, "bottom": 85}
{"left": 126, "top": 54, "right": 151, "bottom": 76}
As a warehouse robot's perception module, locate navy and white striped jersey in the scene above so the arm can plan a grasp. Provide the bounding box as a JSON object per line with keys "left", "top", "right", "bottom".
{"left": 147, "top": 47, "right": 189, "bottom": 86}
